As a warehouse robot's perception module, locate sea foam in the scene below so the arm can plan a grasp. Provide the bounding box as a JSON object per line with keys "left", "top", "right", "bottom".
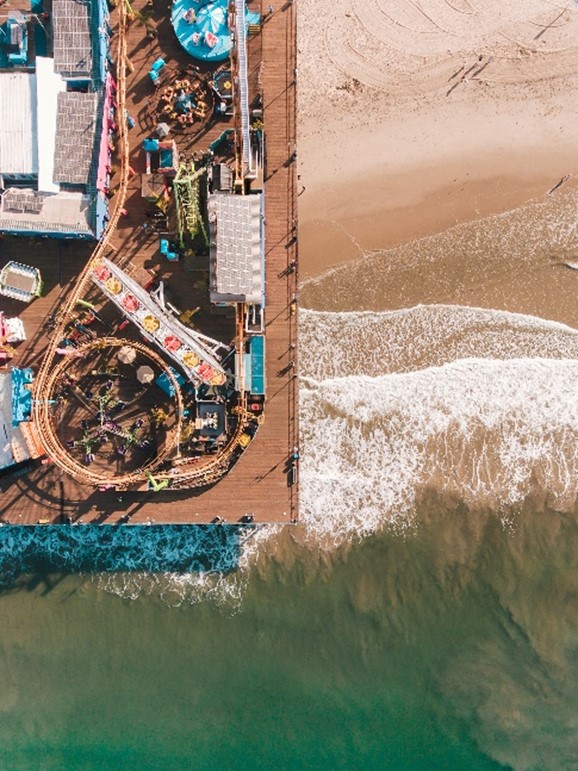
{"left": 299, "top": 356, "right": 578, "bottom": 544}
{"left": 300, "top": 305, "right": 578, "bottom": 379}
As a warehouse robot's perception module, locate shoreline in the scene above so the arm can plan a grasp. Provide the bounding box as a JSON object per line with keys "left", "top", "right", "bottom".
{"left": 299, "top": 166, "right": 576, "bottom": 280}
{"left": 298, "top": 184, "right": 578, "bottom": 329}
{"left": 298, "top": 109, "right": 577, "bottom": 279}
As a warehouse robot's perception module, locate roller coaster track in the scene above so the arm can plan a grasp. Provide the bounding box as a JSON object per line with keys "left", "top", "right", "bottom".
{"left": 31, "top": 1, "right": 254, "bottom": 490}
{"left": 40, "top": 327, "right": 251, "bottom": 489}
{"left": 41, "top": 338, "right": 185, "bottom": 486}
{"left": 32, "top": 0, "right": 133, "bottom": 482}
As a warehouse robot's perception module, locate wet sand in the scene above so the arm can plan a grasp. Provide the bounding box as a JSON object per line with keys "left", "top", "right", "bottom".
{"left": 300, "top": 163, "right": 578, "bottom": 280}
{"left": 300, "top": 187, "right": 578, "bottom": 326}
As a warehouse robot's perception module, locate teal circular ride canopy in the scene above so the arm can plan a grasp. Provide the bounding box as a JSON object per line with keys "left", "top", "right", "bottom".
{"left": 172, "top": 0, "right": 232, "bottom": 63}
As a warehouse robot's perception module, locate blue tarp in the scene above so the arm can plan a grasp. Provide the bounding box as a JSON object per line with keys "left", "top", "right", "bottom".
{"left": 143, "top": 138, "right": 159, "bottom": 152}
{"left": 11, "top": 368, "right": 33, "bottom": 426}
{"left": 155, "top": 367, "right": 185, "bottom": 397}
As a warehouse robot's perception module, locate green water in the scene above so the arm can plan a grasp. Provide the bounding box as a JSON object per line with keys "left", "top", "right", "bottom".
{"left": 2, "top": 506, "right": 578, "bottom": 770}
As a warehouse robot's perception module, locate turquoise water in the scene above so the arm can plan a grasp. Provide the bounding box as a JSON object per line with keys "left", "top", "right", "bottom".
{"left": 0, "top": 525, "right": 242, "bottom": 578}
{"left": 2, "top": 506, "right": 577, "bottom": 769}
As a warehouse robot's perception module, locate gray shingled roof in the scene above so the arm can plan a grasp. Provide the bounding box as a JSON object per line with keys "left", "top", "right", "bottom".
{"left": 208, "top": 193, "right": 263, "bottom": 304}
{"left": 53, "top": 91, "right": 98, "bottom": 185}
{"left": 52, "top": 0, "right": 93, "bottom": 76}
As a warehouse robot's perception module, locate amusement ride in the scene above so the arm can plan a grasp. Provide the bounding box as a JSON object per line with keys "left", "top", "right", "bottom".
{"left": 31, "top": 0, "right": 260, "bottom": 491}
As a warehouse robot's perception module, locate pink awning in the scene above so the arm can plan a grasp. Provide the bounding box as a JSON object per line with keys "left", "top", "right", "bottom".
{"left": 97, "top": 73, "right": 117, "bottom": 193}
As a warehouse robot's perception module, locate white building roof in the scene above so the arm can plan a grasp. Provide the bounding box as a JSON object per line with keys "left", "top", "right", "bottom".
{"left": 36, "top": 57, "right": 66, "bottom": 194}
{"left": 0, "top": 73, "right": 38, "bottom": 175}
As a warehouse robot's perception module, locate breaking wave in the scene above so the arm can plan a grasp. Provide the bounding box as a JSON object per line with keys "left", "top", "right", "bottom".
{"left": 299, "top": 357, "right": 578, "bottom": 543}
{"left": 300, "top": 304, "right": 578, "bottom": 378}
{"left": 0, "top": 523, "right": 274, "bottom": 610}
{"left": 297, "top": 305, "right": 578, "bottom": 544}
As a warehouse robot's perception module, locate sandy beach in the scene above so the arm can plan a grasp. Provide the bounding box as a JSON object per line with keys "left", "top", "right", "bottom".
{"left": 295, "top": 0, "right": 578, "bottom": 538}
{"left": 297, "top": 0, "right": 578, "bottom": 278}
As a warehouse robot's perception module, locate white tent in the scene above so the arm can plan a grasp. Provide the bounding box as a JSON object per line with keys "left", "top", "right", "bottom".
{"left": 137, "top": 365, "right": 155, "bottom": 384}
{"left": 118, "top": 345, "right": 137, "bottom": 364}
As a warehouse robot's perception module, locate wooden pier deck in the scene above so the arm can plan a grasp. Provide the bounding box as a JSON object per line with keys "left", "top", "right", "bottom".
{"left": 0, "top": 0, "right": 298, "bottom": 525}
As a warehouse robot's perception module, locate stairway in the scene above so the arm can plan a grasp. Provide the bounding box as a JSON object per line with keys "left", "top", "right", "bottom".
{"left": 234, "top": 0, "right": 253, "bottom": 177}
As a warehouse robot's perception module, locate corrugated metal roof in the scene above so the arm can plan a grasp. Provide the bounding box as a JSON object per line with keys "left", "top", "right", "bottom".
{"left": 0, "top": 73, "right": 37, "bottom": 175}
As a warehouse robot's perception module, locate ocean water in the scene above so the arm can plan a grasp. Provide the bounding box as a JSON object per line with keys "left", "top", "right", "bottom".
{"left": 1, "top": 512, "right": 578, "bottom": 770}
{"left": 3, "top": 192, "right": 578, "bottom": 768}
